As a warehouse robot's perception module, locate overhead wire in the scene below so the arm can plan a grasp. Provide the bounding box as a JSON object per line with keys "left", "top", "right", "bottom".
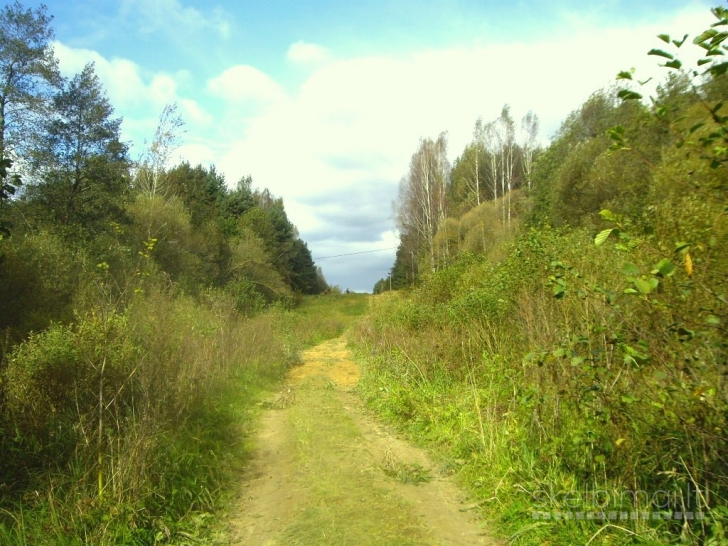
{"left": 313, "top": 246, "right": 398, "bottom": 260}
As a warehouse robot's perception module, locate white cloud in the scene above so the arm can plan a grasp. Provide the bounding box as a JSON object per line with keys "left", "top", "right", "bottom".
{"left": 52, "top": 4, "right": 718, "bottom": 291}
{"left": 119, "top": 0, "right": 231, "bottom": 39}
{"left": 198, "top": 3, "right": 714, "bottom": 291}
{"left": 53, "top": 42, "right": 212, "bottom": 160}
{"left": 207, "top": 65, "right": 288, "bottom": 105}
{"left": 287, "top": 41, "right": 332, "bottom": 64}
{"left": 54, "top": 42, "right": 147, "bottom": 109}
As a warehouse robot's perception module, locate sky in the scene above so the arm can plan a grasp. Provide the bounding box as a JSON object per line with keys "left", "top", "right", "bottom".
{"left": 25, "top": 0, "right": 717, "bottom": 291}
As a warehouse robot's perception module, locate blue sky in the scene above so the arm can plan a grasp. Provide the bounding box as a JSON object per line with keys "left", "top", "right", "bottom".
{"left": 26, "top": 0, "right": 716, "bottom": 291}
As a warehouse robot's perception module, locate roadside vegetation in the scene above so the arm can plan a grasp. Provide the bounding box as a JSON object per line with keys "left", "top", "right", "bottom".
{"left": 358, "top": 8, "right": 728, "bottom": 545}
{"left": 0, "top": 2, "right": 359, "bottom": 543}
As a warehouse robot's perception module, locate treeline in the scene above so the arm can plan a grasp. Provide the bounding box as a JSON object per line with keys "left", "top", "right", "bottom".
{"left": 0, "top": 2, "right": 326, "bottom": 542}
{"left": 373, "top": 105, "right": 539, "bottom": 293}
{"left": 0, "top": 3, "right": 327, "bottom": 342}
{"left": 361, "top": 7, "right": 727, "bottom": 545}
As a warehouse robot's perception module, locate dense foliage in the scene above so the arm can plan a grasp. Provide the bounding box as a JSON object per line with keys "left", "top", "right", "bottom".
{"left": 361, "top": 7, "right": 728, "bottom": 545}
{"left": 0, "top": 2, "right": 329, "bottom": 542}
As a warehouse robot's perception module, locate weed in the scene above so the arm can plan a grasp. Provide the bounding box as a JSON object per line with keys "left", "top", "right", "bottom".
{"left": 381, "top": 449, "right": 432, "bottom": 485}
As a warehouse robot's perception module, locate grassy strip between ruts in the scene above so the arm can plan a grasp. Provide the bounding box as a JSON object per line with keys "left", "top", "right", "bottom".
{"left": 274, "top": 368, "right": 436, "bottom": 545}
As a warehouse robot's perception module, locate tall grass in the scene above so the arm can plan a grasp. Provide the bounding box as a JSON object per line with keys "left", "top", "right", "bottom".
{"left": 352, "top": 224, "right": 727, "bottom": 545}
{"left": 0, "top": 284, "right": 366, "bottom": 542}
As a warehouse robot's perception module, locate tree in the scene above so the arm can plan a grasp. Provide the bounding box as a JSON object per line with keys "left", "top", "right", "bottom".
{"left": 450, "top": 140, "right": 486, "bottom": 215}
{"left": 0, "top": 1, "right": 59, "bottom": 161}
{"left": 134, "top": 102, "right": 185, "bottom": 199}
{"left": 288, "top": 238, "right": 322, "bottom": 294}
{"left": 165, "top": 162, "right": 227, "bottom": 228}
{"left": 475, "top": 117, "right": 500, "bottom": 206}
{"left": 520, "top": 111, "right": 540, "bottom": 191}
{"left": 395, "top": 133, "right": 450, "bottom": 273}
{"left": 496, "top": 105, "right": 516, "bottom": 224}
{"left": 28, "top": 62, "right": 128, "bottom": 231}
{"left": 219, "top": 175, "right": 255, "bottom": 236}
{"left": 0, "top": 156, "right": 20, "bottom": 239}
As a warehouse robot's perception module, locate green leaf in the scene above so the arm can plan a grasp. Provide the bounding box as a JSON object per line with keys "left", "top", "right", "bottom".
{"left": 623, "top": 344, "right": 651, "bottom": 365}
{"left": 652, "top": 258, "right": 676, "bottom": 277}
{"left": 664, "top": 59, "right": 682, "bottom": 69}
{"left": 648, "top": 48, "right": 674, "bottom": 59}
{"left": 710, "top": 31, "right": 728, "bottom": 46}
{"left": 695, "top": 29, "right": 718, "bottom": 47}
{"left": 657, "top": 33, "right": 670, "bottom": 43}
{"left": 708, "top": 61, "right": 728, "bottom": 76}
{"left": 706, "top": 315, "right": 721, "bottom": 326}
{"left": 553, "top": 285, "right": 565, "bottom": 299}
{"left": 672, "top": 34, "right": 689, "bottom": 48}
{"left": 623, "top": 288, "right": 639, "bottom": 294}
{"left": 594, "top": 229, "right": 614, "bottom": 247}
{"left": 617, "top": 70, "right": 634, "bottom": 80}
{"left": 617, "top": 89, "right": 642, "bottom": 101}
{"left": 689, "top": 122, "right": 705, "bottom": 134}
{"left": 698, "top": 58, "right": 713, "bottom": 66}
{"left": 621, "top": 262, "right": 641, "bottom": 276}
{"left": 599, "top": 209, "right": 617, "bottom": 221}
{"left": 628, "top": 277, "right": 657, "bottom": 295}
{"left": 674, "top": 242, "right": 690, "bottom": 254}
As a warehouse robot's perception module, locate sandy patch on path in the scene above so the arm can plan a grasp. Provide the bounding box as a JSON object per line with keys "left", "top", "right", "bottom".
{"left": 228, "top": 337, "right": 502, "bottom": 545}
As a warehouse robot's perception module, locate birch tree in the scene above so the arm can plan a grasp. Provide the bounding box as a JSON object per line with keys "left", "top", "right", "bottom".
{"left": 520, "top": 111, "right": 540, "bottom": 191}
{"left": 462, "top": 118, "right": 491, "bottom": 207}
{"left": 135, "top": 103, "right": 185, "bottom": 199}
{"left": 475, "top": 117, "right": 500, "bottom": 205}
{"left": 496, "top": 105, "right": 516, "bottom": 224}
{"left": 395, "top": 132, "right": 450, "bottom": 272}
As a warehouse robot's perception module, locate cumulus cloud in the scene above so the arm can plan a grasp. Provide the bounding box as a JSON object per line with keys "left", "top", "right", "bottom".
{"left": 51, "top": 4, "right": 716, "bottom": 291}
{"left": 207, "top": 65, "right": 288, "bottom": 105}
{"left": 204, "top": 3, "right": 714, "bottom": 291}
{"left": 53, "top": 41, "right": 212, "bottom": 159}
{"left": 287, "top": 41, "right": 332, "bottom": 64}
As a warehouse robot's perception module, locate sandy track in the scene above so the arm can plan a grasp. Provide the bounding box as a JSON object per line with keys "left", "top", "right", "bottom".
{"left": 228, "top": 337, "right": 501, "bottom": 545}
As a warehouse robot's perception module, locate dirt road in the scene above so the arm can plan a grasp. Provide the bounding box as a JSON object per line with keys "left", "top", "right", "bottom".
{"left": 228, "top": 336, "right": 501, "bottom": 545}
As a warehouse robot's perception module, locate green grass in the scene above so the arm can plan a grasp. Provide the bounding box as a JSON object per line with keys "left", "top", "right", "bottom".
{"left": 0, "top": 291, "right": 370, "bottom": 544}
{"left": 276, "top": 375, "right": 436, "bottom": 546}
{"left": 283, "top": 293, "right": 370, "bottom": 347}
{"left": 351, "top": 227, "right": 728, "bottom": 546}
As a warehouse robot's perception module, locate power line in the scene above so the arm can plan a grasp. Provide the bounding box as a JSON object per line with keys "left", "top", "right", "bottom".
{"left": 313, "top": 246, "right": 398, "bottom": 260}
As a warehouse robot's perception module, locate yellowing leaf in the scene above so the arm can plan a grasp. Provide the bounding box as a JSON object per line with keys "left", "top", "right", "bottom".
{"left": 615, "top": 438, "right": 626, "bottom": 447}
{"left": 685, "top": 251, "right": 693, "bottom": 277}
{"left": 595, "top": 229, "right": 614, "bottom": 247}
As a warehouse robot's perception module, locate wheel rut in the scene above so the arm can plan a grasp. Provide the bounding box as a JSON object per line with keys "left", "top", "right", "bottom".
{"left": 229, "top": 336, "right": 502, "bottom": 545}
